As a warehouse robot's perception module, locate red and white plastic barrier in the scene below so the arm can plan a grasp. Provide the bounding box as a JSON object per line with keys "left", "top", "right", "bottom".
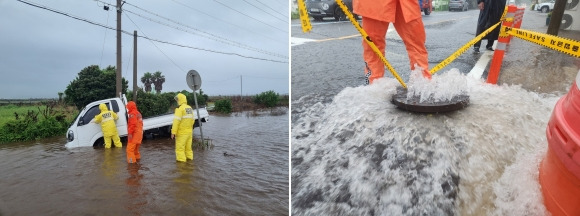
{"left": 539, "top": 69, "right": 580, "bottom": 216}
{"left": 487, "top": 5, "right": 526, "bottom": 84}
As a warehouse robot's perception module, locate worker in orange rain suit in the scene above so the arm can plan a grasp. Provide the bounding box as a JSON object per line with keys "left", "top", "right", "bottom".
{"left": 171, "top": 93, "right": 195, "bottom": 162}
{"left": 94, "top": 103, "right": 122, "bottom": 148}
{"left": 354, "top": 0, "right": 431, "bottom": 84}
{"left": 126, "top": 101, "right": 143, "bottom": 164}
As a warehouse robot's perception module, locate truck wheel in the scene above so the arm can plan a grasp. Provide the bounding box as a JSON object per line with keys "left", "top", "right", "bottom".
{"left": 93, "top": 138, "right": 104, "bottom": 148}
{"left": 541, "top": 6, "right": 549, "bottom": 13}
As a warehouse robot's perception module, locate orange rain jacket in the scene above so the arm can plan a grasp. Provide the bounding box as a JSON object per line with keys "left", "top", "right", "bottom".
{"left": 354, "top": 0, "right": 421, "bottom": 23}
{"left": 126, "top": 101, "right": 143, "bottom": 163}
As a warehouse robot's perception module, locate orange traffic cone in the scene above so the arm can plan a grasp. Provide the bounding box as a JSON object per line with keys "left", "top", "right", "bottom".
{"left": 539, "top": 70, "right": 580, "bottom": 216}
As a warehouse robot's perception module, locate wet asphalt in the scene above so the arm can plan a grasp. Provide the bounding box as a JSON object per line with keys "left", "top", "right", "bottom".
{"left": 291, "top": 8, "right": 580, "bottom": 104}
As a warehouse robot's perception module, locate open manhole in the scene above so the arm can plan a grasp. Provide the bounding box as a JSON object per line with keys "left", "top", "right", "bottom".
{"left": 391, "top": 86, "right": 470, "bottom": 113}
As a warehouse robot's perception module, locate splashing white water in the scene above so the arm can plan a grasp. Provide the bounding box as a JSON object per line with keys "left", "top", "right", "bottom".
{"left": 292, "top": 69, "right": 561, "bottom": 215}
{"left": 406, "top": 67, "right": 469, "bottom": 103}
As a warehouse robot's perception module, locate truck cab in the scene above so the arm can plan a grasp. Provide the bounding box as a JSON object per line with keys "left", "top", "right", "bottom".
{"left": 66, "top": 97, "right": 128, "bottom": 148}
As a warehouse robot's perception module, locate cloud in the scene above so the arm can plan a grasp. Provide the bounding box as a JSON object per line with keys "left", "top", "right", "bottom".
{"left": 0, "top": 0, "right": 289, "bottom": 99}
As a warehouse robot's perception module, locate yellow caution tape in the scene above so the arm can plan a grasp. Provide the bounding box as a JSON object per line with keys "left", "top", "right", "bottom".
{"left": 428, "top": 21, "right": 501, "bottom": 74}
{"left": 297, "top": 0, "right": 312, "bottom": 33}
{"left": 335, "top": 0, "right": 407, "bottom": 88}
{"left": 503, "top": 27, "right": 580, "bottom": 58}
{"left": 429, "top": 6, "right": 509, "bottom": 75}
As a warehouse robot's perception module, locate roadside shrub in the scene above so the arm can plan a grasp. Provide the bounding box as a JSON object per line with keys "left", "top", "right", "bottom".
{"left": 291, "top": 10, "right": 299, "bottom": 19}
{"left": 65, "top": 65, "right": 128, "bottom": 109}
{"left": 253, "top": 90, "right": 280, "bottom": 107}
{"left": 214, "top": 99, "right": 232, "bottom": 114}
{"left": 179, "top": 90, "right": 208, "bottom": 107}
{"left": 128, "top": 89, "right": 172, "bottom": 118}
{"left": 0, "top": 110, "right": 69, "bottom": 144}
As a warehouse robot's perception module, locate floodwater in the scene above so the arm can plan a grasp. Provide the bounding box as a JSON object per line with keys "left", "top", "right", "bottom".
{"left": 291, "top": 70, "right": 565, "bottom": 215}
{"left": 0, "top": 109, "right": 289, "bottom": 215}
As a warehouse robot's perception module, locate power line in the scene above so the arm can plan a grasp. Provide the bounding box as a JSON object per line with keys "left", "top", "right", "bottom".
{"left": 169, "top": 0, "right": 286, "bottom": 46}
{"left": 205, "top": 75, "right": 287, "bottom": 83}
{"left": 97, "top": 0, "right": 111, "bottom": 66}
{"left": 124, "top": 12, "right": 186, "bottom": 73}
{"left": 116, "top": 1, "right": 287, "bottom": 59}
{"left": 241, "top": 0, "right": 287, "bottom": 23}
{"left": 16, "top": 0, "right": 288, "bottom": 64}
{"left": 253, "top": 0, "right": 289, "bottom": 19}
{"left": 211, "top": 0, "right": 287, "bottom": 33}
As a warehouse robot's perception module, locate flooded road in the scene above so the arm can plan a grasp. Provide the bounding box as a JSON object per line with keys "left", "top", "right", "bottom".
{"left": 0, "top": 110, "right": 289, "bottom": 215}
{"left": 291, "top": 71, "right": 561, "bottom": 215}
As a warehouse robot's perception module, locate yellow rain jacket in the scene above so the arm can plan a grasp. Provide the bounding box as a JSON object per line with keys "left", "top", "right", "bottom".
{"left": 94, "top": 103, "right": 119, "bottom": 137}
{"left": 171, "top": 93, "right": 195, "bottom": 135}
{"left": 172, "top": 93, "right": 195, "bottom": 162}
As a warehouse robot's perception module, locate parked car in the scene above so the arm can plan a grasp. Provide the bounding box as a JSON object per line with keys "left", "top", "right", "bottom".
{"left": 306, "top": 0, "right": 358, "bottom": 21}
{"left": 419, "top": 0, "right": 433, "bottom": 15}
{"left": 449, "top": 0, "right": 469, "bottom": 11}
{"left": 536, "top": 0, "right": 555, "bottom": 13}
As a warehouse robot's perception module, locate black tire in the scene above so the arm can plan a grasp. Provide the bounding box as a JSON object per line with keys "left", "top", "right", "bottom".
{"left": 541, "top": 6, "right": 549, "bottom": 13}
{"left": 93, "top": 138, "right": 104, "bottom": 148}
{"left": 334, "top": 7, "right": 346, "bottom": 21}
{"left": 424, "top": 8, "right": 431, "bottom": 15}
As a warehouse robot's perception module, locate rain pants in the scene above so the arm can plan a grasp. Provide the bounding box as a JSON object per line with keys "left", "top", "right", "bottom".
{"left": 354, "top": 0, "right": 430, "bottom": 84}
{"left": 171, "top": 93, "right": 195, "bottom": 162}
{"left": 474, "top": 0, "right": 507, "bottom": 49}
{"left": 126, "top": 101, "right": 143, "bottom": 163}
{"left": 94, "top": 103, "right": 122, "bottom": 148}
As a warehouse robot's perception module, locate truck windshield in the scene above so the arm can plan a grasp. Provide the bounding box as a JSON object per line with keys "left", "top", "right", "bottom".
{"left": 79, "top": 104, "right": 103, "bottom": 126}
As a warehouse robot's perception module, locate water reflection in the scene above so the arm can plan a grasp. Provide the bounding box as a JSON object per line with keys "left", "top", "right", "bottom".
{"left": 102, "top": 148, "right": 122, "bottom": 181}
{"left": 0, "top": 112, "right": 289, "bottom": 215}
{"left": 126, "top": 163, "right": 146, "bottom": 215}
{"left": 172, "top": 161, "right": 204, "bottom": 214}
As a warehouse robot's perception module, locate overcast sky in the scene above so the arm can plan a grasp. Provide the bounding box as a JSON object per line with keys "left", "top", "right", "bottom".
{"left": 0, "top": 0, "right": 289, "bottom": 99}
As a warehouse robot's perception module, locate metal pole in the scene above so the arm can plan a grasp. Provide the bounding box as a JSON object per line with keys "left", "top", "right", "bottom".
{"left": 192, "top": 88, "right": 204, "bottom": 146}
{"left": 133, "top": 30, "right": 137, "bottom": 102}
{"left": 116, "top": 0, "right": 122, "bottom": 97}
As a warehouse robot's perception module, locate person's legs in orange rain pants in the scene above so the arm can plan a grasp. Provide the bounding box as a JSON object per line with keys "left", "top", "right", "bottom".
{"left": 126, "top": 131, "right": 143, "bottom": 163}
{"left": 361, "top": 2, "right": 430, "bottom": 84}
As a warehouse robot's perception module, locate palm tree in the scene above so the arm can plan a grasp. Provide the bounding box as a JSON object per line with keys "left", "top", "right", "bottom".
{"left": 140, "top": 72, "right": 153, "bottom": 93}
{"left": 152, "top": 71, "right": 165, "bottom": 94}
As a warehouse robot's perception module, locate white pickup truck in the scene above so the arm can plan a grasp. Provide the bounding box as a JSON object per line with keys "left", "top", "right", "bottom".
{"left": 65, "top": 95, "right": 209, "bottom": 148}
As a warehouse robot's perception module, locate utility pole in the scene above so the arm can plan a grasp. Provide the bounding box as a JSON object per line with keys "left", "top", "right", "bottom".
{"left": 116, "top": 0, "right": 123, "bottom": 97}
{"left": 133, "top": 30, "right": 137, "bottom": 102}
{"left": 547, "top": 0, "right": 567, "bottom": 35}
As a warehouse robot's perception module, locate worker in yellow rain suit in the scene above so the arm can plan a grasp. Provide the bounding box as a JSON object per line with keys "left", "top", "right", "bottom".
{"left": 171, "top": 93, "right": 195, "bottom": 162}
{"left": 354, "top": 0, "right": 431, "bottom": 84}
{"left": 94, "top": 103, "right": 122, "bottom": 148}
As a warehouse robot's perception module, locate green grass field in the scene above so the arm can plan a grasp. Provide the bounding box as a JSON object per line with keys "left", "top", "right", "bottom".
{"left": 0, "top": 105, "right": 43, "bottom": 127}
